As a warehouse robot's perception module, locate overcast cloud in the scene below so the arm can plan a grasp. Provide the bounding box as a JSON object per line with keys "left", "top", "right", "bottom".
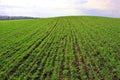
{"left": 0, "top": 0, "right": 120, "bottom": 17}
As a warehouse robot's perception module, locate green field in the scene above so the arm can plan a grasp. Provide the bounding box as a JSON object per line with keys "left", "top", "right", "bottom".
{"left": 0, "top": 16, "right": 120, "bottom": 80}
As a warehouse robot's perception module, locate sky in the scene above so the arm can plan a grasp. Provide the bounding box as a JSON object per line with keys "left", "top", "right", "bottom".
{"left": 0, "top": 0, "right": 120, "bottom": 17}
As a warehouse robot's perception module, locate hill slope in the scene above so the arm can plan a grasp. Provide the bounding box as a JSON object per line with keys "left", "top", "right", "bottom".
{"left": 0, "top": 16, "right": 120, "bottom": 80}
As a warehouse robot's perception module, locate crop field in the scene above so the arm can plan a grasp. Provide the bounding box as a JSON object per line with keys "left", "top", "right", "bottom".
{"left": 0, "top": 16, "right": 120, "bottom": 80}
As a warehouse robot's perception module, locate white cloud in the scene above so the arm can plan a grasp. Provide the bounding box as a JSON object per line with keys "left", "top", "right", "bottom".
{"left": 0, "top": 0, "right": 84, "bottom": 17}
{"left": 0, "top": 0, "right": 120, "bottom": 17}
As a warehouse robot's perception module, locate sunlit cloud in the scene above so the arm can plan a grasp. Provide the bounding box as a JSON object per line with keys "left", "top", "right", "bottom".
{"left": 81, "top": 0, "right": 120, "bottom": 17}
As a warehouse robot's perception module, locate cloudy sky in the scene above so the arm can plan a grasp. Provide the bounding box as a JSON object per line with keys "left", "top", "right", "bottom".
{"left": 0, "top": 0, "right": 120, "bottom": 17}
